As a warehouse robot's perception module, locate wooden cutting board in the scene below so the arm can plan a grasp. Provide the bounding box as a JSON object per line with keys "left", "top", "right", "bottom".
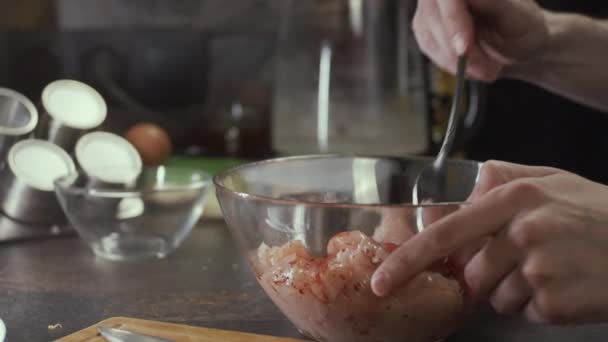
{"left": 55, "top": 317, "right": 309, "bottom": 342}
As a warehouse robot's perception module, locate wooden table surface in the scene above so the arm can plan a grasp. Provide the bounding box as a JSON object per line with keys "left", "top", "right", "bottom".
{"left": 1, "top": 220, "right": 608, "bottom": 342}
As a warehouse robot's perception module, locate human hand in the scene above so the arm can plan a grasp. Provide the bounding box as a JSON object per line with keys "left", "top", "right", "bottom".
{"left": 413, "top": 0, "right": 550, "bottom": 81}
{"left": 372, "top": 160, "right": 608, "bottom": 324}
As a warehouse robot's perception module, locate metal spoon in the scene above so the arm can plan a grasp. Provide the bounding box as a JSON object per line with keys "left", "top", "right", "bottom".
{"left": 413, "top": 56, "right": 468, "bottom": 206}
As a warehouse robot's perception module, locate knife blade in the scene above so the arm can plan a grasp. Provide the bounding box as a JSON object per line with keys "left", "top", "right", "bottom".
{"left": 97, "top": 326, "right": 174, "bottom": 342}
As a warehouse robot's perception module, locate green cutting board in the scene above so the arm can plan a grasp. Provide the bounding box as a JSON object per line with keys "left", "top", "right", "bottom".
{"left": 165, "top": 156, "right": 246, "bottom": 176}
{"left": 164, "top": 156, "right": 248, "bottom": 219}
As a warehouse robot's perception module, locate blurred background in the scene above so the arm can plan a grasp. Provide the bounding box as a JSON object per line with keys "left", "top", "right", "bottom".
{"left": 1, "top": 0, "right": 607, "bottom": 183}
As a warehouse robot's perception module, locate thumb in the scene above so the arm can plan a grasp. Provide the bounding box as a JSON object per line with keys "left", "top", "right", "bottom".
{"left": 436, "top": 0, "right": 514, "bottom": 56}
{"left": 436, "top": 0, "right": 474, "bottom": 55}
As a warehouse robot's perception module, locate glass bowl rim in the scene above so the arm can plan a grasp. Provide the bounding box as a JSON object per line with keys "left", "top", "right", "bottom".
{"left": 54, "top": 165, "right": 212, "bottom": 198}
{"left": 213, "top": 154, "right": 482, "bottom": 209}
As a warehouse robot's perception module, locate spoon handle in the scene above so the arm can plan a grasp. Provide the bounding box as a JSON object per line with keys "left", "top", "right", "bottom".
{"left": 434, "top": 56, "right": 468, "bottom": 169}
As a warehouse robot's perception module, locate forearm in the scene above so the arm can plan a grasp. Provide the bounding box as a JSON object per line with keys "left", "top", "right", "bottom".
{"left": 506, "top": 12, "right": 608, "bottom": 112}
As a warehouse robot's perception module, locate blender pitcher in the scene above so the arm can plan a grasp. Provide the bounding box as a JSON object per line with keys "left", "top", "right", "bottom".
{"left": 271, "top": 0, "right": 482, "bottom": 157}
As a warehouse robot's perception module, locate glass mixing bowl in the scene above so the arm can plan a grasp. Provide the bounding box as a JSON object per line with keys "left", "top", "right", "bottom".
{"left": 214, "top": 155, "right": 481, "bottom": 342}
{"left": 55, "top": 166, "right": 211, "bottom": 261}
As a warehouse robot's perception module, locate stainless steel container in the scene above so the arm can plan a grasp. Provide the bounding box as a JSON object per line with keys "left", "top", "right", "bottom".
{"left": 34, "top": 79, "right": 107, "bottom": 151}
{"left": 0, "top": 88, "right": 39, "bottom": 165}
{"left": 272, "top": 0, "right": 427, "bottom": 156}
{"left": 272, "top": 0, "right": 482, "bottom": 157}
{"left": 0, "top": 139, "right": 76, "bottom": 224}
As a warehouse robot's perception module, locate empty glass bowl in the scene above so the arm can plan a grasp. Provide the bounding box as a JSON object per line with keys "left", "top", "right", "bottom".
{"left": 55, "top": 166, "right": 211, "bottom": 261}
{"left": 214, "top": 155, "right": 481, "bottom": 342}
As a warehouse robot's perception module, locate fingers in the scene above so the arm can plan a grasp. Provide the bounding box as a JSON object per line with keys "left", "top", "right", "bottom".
{"left": 451, "top": 237, "right": 487, "bottom": 269}
{"left": 490, "top": 270, "right": 532, "bottom": 315}
{"left": 468, "top": 160, "right": 562, "bottom": 201}
{"left": 509, "top": 208, "right": 564, "bottom": 249}
{"left": 523, "top": 275, "right": 608, "bottom": 324}
{"left": 523, "top": 300, "right": 546, "bottom": 324}
{"left": 372, "top": 184, "right": 522, "bottom": 297}
{"left": 436, "top": 0, "right": 473, "bottom": 55}
{"left": 524, "top": 282, "right": 586, "bottom": 325}
{"left": 466, "top": 209, "right": 571, "bottom": 316}
{"left": 372, "top": 177, "right": 549, "bottom": 297}
{"left": 466, "top": 45, "right": 504, "bottom": 82}
{"left": 465, "top": 234, "right": 519, "bottom": 300}
{"left": 521, "top": 243, "right": 601, "bottom": 324}
{"left": 522, "top": 246, "right": 570, "bottom": 324}
{"left": 468, "top": 0, "right": 509, "bottom": 17}
{"left": 413, "top": 0, "right": 455, "bottom": 73}
{"left": 493, "top": 161, "right": 563, "bottom": 181}
{"left": 412, "top": 0, "right": 503, "bottom": 80}
{"left": 521, "top": 240, "right": 578, "bottom": 290}
{"left": 419, "top": 204, "right": 460, "bottom": 230}
{"left": 413, "top": 0, "right": 548, "bottom": 81}
{"left": 414, "top": 0, "right": 470, "bottom": 75}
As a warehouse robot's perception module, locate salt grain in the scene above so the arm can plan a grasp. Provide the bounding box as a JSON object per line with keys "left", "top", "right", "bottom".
{"left": 48, "top": 323, "right": 63, "bottom": 330}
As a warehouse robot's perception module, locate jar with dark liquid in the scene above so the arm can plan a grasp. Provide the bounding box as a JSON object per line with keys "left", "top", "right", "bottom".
{"left": 189, "top": 82, "right": 272, "bottom": 159}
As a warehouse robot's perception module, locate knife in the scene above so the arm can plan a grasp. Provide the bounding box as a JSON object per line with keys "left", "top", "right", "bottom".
{"left": 97, "top": 326, "right": 174, "bottom": 342}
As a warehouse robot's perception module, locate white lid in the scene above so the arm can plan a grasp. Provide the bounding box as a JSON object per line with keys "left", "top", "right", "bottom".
{"left": 8, "top": 140, "right": 76, "bottom": 191}
{"left": 42, "top": 80, "right": 107, "bottom": 129}
{"left": 0, "top": 317, "right": 5, "bottom": 342}
{"left": 75, "top": 131, "right": 143, "bottom": 184}
{"left": 117, "top": 197, "right": 145, "bottom": 220}
{"left": 0, "top": 88, "right": 39, "bottom": 135}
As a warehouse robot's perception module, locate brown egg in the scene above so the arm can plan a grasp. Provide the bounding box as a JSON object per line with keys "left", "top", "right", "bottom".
{"left": 125, "top": 122, "right": 173, "bottom": 166}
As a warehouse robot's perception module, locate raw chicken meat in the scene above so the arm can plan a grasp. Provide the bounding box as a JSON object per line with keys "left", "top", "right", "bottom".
{"left": 254, "top": 228, "right": 464, "bottom": 342}
{"left": 372, "top": 210, "right": 415, "bottom": 245}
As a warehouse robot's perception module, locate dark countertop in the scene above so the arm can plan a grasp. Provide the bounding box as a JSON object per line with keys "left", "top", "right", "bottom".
{"left": 1, "top": 220, "right": 607, "bottom": 341}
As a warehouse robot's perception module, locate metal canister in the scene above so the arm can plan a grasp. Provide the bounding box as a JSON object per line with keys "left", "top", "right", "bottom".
{"left": 0, "top": 88, "right": 39, "bottom": 165}
{"left": 34, "top": 79, "right": 107, "bottom": 152}
{"left": 0, "top": 139, "right": 76, "bottom": 224}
